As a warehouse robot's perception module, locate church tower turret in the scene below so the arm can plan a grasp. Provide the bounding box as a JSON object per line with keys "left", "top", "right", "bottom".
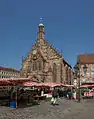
{"left": 38, "top": 23, "right": 45, "bottom": 39}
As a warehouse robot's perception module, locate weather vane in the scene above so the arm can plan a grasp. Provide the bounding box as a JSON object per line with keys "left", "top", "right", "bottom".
{"left": 40, "top": 17, "right": 43, "bottom": 23}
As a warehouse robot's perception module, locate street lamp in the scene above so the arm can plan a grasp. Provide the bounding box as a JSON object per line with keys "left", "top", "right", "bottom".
{"left": 74, "top": 63, "right": 88, "bottom": 102}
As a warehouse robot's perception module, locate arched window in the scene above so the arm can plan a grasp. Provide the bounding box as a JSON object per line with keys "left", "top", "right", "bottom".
{"left": 66, "top": 67, "right": 68, "bottom": 82}
{"left": 33, "top": 62, "right": 37, "bottom": 71}
{"left": 39, "top": 61, "right": 42, "bottom": 70}
{"left": 53, "top": 63, "right": 57, "bottom": 82}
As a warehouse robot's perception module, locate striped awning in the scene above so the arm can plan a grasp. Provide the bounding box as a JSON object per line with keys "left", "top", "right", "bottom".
{"left": 0, "top": 78, "right": 31, "bottom": 85}
{"left": 80, "top": 84, "right": 94, "bottom": 88}
{"left": 23, "top": 82, "right": 62, "bottom": 87}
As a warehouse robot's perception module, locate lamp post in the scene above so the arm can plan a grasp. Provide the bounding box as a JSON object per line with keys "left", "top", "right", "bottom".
{"left": 74, "top": 63, "right": 87, "bottom": 102}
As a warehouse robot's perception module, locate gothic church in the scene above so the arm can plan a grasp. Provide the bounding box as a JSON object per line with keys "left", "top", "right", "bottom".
{"left": 20, "top": 23, "right": 73, "bottom": 84}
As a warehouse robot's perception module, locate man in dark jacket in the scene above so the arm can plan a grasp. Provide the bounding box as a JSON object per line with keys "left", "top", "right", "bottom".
{"left": 51, "top": 88, "right": 59, "bottom": 105}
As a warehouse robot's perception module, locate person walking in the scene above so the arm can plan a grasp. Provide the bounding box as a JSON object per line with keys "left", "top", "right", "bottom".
{"left": 73, "top": 90, "right": 77, "bottom": 101}
{"left": 51, "top": 88, "right": 59, "bottom": 105}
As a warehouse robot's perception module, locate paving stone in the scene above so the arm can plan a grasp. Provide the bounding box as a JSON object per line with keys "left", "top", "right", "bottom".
{"left": 0, "top": 99, "right": 94, "bottom": 119}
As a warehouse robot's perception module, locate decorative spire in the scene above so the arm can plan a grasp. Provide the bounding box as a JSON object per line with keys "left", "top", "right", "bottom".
{"left": 39, "top": 18, "right": 44, "bottom": 26}
{"left": 38, "top": 18, "right": 45, "bottom": 39}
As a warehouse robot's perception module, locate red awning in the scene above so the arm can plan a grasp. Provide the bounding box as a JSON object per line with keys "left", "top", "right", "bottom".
{"left": 80, "top": 84, "right": 94, "bottom": 88}
{"left": 44, "top": 83, "right": 62, "bottom": 87}
{"left": 23, "top": 82, "right": 62, "bottom": 87}
{"left": 23, "top": 82, "right": 38, "bottom": 87}
{"left": 0, "top": 78, "right": 31, "bottom": 86}
{"left": 64, "top": 84, "right": 74, "bottom": 87}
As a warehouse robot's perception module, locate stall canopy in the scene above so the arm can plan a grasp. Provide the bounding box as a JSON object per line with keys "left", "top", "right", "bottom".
{"left": 23, "top": 82, "right": 64, "bottom": 87}
{"left": 0, "top": 78, "right": 74, "bottom": 87}
{"left": 0, "top": 78, "right": 32, "bottom": 86}
{"left": 80, "top": 84, "right": 94, "bottom": 88}
{"left": 64, "top": 84, "right": 74, "bottom": 87}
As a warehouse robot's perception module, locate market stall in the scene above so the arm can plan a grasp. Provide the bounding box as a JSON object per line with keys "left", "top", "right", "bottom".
{"left": 0, "top": 78, "right": 33, "bottom": 108}
{"left": 80, "top": 84, "right": 94, "bottom": 98}
{"left": 23, "top": 82, "right": 63, "bottom": 98}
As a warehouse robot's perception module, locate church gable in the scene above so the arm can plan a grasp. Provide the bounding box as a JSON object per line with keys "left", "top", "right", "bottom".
{"left": 21, "top": 23, "right": 63, "bottom": 78}
{"left": 21, "top": 22, "right": 63, "bottom": 74}
{"left": 31, "top": 39, "right": 62, "bottom": 61}
{"left": 47, "top": 43, "right": 62, "bottom": 60}
{"left": 20, "top": 23, "right": 73, "bottom": 85}
{"left": 30, "top": 23, "right": 62, "bottom": 61}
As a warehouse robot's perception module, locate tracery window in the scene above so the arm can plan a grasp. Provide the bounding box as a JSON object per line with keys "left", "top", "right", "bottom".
{"left": 53, "top": 63, "right": 57, "bottom": 82}
{"left": 33, "top": 62, "right": 37, "bottom": 71}
{"left": 39, "top": 61, "right": 42, "bottom": 70}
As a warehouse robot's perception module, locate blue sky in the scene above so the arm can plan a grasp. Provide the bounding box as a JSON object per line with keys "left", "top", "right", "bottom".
{"left": 0, "top": 0, "right": 94, "bottom": 70}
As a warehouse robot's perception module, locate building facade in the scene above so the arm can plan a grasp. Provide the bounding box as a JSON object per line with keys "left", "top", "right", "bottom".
{"left": 0, "top": 66, "right": 20, "bottom": 78}
{"left": 20, "top": 23, "right": 73, "bottom": 84}
{"left": 76, "top": 54, "right": 94, "bottom": 84}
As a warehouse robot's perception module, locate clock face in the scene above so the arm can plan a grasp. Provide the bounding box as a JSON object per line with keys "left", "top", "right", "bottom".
{"left": 32, "top": 50, "right": 37, "bottom": 55}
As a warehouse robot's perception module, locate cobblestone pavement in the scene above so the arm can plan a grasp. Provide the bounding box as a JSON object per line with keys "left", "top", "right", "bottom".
{"left": 0, "top": 99, "right": 94, "bottom": 119}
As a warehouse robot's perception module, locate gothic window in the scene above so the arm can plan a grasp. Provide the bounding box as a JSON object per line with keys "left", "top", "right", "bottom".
{"left": 66, "top": 67, "right": 68, "bottom": 82}
{"left": 53, "top": 63, "right": 57, "bottom": 82}
{"left": 33, "top": 62, "right": 37, "bottom": 71}
{"left": 39, "top": 61, "right": 42, "bottom": 70}
{"left": 27, "top": 65, "right": 30, "bottom": 72}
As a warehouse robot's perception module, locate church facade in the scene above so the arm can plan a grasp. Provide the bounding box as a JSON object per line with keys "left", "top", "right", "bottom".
{"left": 20, "top": 23, "right": 73, "bottom": 84}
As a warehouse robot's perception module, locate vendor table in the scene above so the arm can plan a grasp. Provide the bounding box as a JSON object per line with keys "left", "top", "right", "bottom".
{"left": 33, "top": 95, "right": 46, "bottom": 100}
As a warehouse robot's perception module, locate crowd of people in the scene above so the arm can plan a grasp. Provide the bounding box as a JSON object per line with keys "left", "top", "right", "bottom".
{"left": 51, "top": 87, "right": 75, "bottom": 105}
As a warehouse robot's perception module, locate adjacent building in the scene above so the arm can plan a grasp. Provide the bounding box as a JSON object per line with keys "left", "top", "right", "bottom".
{"left": 76, "top": 54, "right": 94, "bottom": 84}
{"left": 0, "top": 66, "right": 20, "bottom": 78}
{"left": 20, "top": 23, "right": 73, "bottom": 84}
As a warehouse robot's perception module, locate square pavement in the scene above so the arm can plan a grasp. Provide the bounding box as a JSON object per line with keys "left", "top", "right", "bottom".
{"left": 0, "top": 99, "right": 93, "bottom": 119}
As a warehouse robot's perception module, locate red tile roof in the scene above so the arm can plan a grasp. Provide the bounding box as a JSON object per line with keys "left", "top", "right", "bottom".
{"left": 78, "top": 54, "right": 94, "bottom": 64}
{"left": 0, "top": 66, "right": 20, "bottom": 73}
